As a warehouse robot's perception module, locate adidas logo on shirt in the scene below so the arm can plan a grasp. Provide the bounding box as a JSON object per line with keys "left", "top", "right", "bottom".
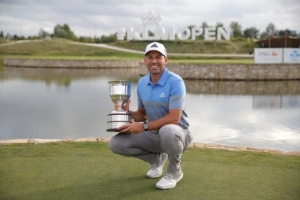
{"left": 159, "top": 92, "right": 165, "bottom": 98}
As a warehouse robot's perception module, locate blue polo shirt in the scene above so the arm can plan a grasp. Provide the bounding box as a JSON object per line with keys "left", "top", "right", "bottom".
{"left": 137, "top": 68, "right": 189, "bottom": 130}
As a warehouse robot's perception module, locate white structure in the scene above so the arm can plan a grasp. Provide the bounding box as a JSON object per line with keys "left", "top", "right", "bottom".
{"left": 254, "top": 48, "right": 283, "bottom": 64}
{"left": 283, "top": 48, "right": 300, "bottom": 63}
{"left": 254, "top": 48, "right": 300, "bottom": 64}
{"left": 117, "top": 11, "right": 230, "bottom": 41}
{"left": 253, "top": 95, "right": 300, "bottom": 109}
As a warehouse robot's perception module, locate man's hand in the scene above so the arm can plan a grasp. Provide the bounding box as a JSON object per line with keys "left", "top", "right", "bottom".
{"left": 114, "top": 99, "right": 131, "bottom": 111}
{"left": 122, "top": 99, "right": 131, "bottom": 111}
{"left": 118, "top": 119, "right": 144, "bottom": 134}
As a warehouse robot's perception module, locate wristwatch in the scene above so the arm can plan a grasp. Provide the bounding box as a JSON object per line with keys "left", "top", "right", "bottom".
{"left": 143, "top": 121, "right": 149, "bottom": 131}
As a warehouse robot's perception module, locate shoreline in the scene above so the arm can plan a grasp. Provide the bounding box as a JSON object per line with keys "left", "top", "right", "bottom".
{"left": 4, "top": 58, "right": 300, "bottom": 80}
{"left": 1, "top": 137, "right": 299, "bottom": 157}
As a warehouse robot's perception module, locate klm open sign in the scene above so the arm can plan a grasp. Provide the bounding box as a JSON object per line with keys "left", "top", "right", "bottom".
{"left": 117, "top": 11, "right": 230, "bottom": 41}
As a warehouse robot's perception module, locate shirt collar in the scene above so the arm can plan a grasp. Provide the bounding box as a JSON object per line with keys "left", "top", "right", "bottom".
{"left": 147, "top": 67, "right": 169, "bottom": 86}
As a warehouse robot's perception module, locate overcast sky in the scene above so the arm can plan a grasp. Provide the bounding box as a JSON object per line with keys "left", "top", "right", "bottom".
{"left": 0, "top": 0, "right": 299, "bottom": 37}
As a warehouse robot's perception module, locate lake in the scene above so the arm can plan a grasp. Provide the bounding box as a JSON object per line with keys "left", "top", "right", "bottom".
{"left": 0, "top": 67, "right": 299, "bottom": 152}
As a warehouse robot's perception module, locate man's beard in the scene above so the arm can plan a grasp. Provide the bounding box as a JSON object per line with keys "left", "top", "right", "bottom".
{"left": 148, "top": 66, "right": 161, "bottom": 75}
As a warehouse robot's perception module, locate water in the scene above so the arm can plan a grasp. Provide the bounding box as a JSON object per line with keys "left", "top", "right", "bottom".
{"left": 0, "top": 67, "right": 300, "bottom": 152}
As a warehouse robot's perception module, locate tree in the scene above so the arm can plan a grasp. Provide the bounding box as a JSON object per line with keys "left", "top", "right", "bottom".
{"left": 53, "top": 23, "right": 77, "bottom": 40}
{"left": 243, "top": 27, "right": 259, "bottom": 38}
{"left": 265, "top": 23, "right": 276, "bottom": 36}
{"left": 187, "top": 25, "right": 195, "bottom": 31}
{"left": 63, "top": 24, "right": 71, "bottom": 34}
{"left": 100, "top": 34, "right": 117, "bottom": 43}
{"left": 277, "top": 29, "right": 293, "bottom": 36}
{"left": 201, "top": 22, "right": 209, "bottom": 29}
{"left": 216, "top": 22, "right": 223, "bottom": 28}
{"left": 54, "top": 24, "right": 67, "bottom": 38}
{"left": 230, "top": 22, "right": 242, "bottom": 37}
{"left": 38, "top": 28, "right": 50, "bottom": 38}
{"left": 0, "top": 31, "right": 3, "bottom": 38}
{"left": 79, "top": 36, "right": 94, "bottom": 43}
{"left": 260, "top": 23, "right": 276, "bottom": 39}
{"left": 69, "top": 31, "right": 77, "bottom": 41}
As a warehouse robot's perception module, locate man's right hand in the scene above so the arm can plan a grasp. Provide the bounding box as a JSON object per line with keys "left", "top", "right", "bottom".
{"left": 122, "top": 99, "right": 131, "bottom": 111}
{"left": 114, "top": 99, "right": 131, "bottom": 111}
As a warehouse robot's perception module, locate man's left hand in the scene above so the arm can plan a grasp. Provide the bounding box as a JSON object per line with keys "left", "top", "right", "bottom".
{"left": 118, "top": 119, "right": 144, "bottom": 134}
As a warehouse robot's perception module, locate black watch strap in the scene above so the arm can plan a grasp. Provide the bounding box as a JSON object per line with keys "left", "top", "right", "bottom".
{"left": 143, "top": 121, "right": 149, "bottom": 131}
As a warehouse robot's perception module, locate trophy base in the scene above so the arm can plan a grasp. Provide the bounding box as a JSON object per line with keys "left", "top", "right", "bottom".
{"left": 106, "top": 121, "right": 131, "bottom": 132}
{"left": 107, "top": 111, "right": 132, "bottom": 132}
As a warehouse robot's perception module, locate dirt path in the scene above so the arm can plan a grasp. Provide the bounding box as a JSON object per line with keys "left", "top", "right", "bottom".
{"left": 1, "top": 40, "right": 252, "bottom": 58}
{"left": 225, "top": 40, "right": 240, "bottom": 54}
{"left": 70, "top": 42, "right": 252, "bottom": 58}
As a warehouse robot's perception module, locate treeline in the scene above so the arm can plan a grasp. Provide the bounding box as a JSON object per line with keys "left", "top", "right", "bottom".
{"left": 0, "top": 22, "right": 299, "bottom": 43}
{"left": 0, "top": 23, "right": 117, "bottom": 43}
{"left": 193, "top": 22, "right": 298, "bottom": 39}
{"left": 228, "top": 22, "right": 298, "bottom": 38}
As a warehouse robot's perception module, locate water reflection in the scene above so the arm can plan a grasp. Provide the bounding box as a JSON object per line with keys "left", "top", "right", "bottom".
{"left": 253, "top": 95, "right": 300, "bottom": 109}
{"left": 0, "top": 67, "right": 299, "bottom": 152}
{"left": 0, "top": 67, "right": 139, "bottom": 86}
{"left": 184, "top": 80, "right": 300, "bottom": 95}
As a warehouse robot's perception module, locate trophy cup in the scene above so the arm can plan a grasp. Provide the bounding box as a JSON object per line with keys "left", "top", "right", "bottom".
{"left": 106, "top": 80, "right": 132, "bottom": 132}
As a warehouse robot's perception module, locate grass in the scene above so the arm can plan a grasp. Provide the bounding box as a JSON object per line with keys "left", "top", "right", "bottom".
{"left": 0, "top": 142, "right": 299, "bottom": 200}
{"left": 0, "top": 39, "right": 141, "bottom": 59}
{"left": 0, "top": 38, "right": 255, "bottom": 71}
{"left": 111, "top": 40, "right": 253, "bottom": 54}
{"left": 0, "top": 38, "right": 14, "bottom": 44}
{"left": 0, "top": 39, "right": 141, "bottom": 70}
{"left": 0, "top": 57, "right": 3, "bottom": 70}
{"left": 0, "top": 38, "right": 297, "bottom": 199}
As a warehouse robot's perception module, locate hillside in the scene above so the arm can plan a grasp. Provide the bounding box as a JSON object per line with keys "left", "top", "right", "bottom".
{"left": 111, "top": 38, "right": 254, "bottom": 54}
{"left": 0, "top": 38, "right": 255, "bottom": 69}
{"left": 0, "top": 37, "right": 254, "bottom": 56}
{"left": 0, "top": 39, "right": 139, "bottom": 58}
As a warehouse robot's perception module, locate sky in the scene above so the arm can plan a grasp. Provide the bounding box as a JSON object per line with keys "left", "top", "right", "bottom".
{"left": 0, "top": 0, "right": 299, "bottom": 38}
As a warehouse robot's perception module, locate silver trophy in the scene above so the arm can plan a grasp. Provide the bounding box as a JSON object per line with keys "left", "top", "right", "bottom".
{"left": 106, "top": 80, "right": 132, "bottom": 132}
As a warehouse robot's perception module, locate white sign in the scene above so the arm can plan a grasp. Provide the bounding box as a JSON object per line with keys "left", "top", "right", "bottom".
{"left": 117, "top": 11, "right": 230, "bottom": 41}
{"left": 253, "top": 96, "right": 281, "bottom": 109}
{"left": 253, "top": 95, "right": 300, "bottom": 109}
{"left": 282, "top": 95, "right": 300, "bottom": 108}
{"left": 254, "top": 48, "right": 283, "bottom": 64}
{"left": 283, "top": 48, "right": 300, "bottom": 64}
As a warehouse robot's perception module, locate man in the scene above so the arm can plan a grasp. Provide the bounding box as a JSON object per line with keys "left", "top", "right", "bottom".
{"left": 109, "top": 42, "right": 192, "bottom": 190}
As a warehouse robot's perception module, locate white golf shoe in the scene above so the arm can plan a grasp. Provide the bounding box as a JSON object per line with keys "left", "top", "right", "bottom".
{"left": 146, "top": 153, "right": 168, "bottom": 179}
{"left": 155, "top": 169, "right": 183, "bottom": 190}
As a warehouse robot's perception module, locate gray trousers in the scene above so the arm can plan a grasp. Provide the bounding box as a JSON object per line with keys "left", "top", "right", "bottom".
{"left": 109, "top": 124, "right": 193, "bottom": 173}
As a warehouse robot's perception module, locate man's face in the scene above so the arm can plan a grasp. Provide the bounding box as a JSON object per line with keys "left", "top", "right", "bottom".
{"left": 144, "top": 51, "right": 168, "bottom": 75}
